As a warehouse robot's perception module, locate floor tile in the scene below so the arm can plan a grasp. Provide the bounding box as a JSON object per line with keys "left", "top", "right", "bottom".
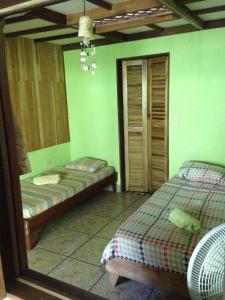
{"left": 66, "top": 214, "right": 111, "bottom": 235}
{"left": 27, "top": 247, "right": 65, "bottom": 275}
{"left": 71, "top": 236, "right": 109, "bottom": 266}
{"left": 115, "top": 206, "right": 139, "bottom": 222}
{"left": 37, "top": 227, "right": 90, "bottom": 256}
{"left": 97, "top": 219, "right": 125, "bottom": 239}
{"left": 48, "top": 258, "right": 104, "bottom": 290}
{"left": 129, "top": 197, "right": 149, "bottom": 210}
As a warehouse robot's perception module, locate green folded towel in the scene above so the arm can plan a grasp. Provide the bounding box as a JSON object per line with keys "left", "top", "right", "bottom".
{"left": 169, "top": 208, "right": 201, "bottom": 233}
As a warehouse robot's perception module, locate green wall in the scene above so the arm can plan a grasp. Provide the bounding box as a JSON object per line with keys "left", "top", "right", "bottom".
{"left": 64, "top": 27, "right": 225, "bottom": 182}
{"left": 20, "top": 143, "right": 71, "bottom": 180}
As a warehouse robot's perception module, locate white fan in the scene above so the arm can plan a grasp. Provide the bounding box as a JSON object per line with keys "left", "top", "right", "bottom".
{"left": 187, "top": 223, "right": 225, "bottom": 300}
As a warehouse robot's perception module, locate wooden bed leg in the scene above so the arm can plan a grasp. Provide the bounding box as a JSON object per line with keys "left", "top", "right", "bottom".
{"left": 112, "top": 181, "right": 117, "bottom": 192}
{"left": 24, "top": 221, "right": 38, "bottom": 251}
{"left": 109, "top": 272, "right": 120, "bottom": 287}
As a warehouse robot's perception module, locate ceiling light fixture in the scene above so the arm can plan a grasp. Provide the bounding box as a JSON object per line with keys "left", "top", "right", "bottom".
{"left": 78, "top": 0, "right": 96, "bottom": 75}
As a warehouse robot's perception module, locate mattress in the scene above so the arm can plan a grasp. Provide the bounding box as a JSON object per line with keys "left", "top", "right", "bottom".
{"left": 101, "top": 176, "right": 225, "bottom": 275}
{"left": 21, "top": 166, "right": 114, "bottom": 219}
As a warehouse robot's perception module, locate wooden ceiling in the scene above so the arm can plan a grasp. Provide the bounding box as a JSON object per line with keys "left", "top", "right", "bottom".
{"left": 1, "top": 0, "right": 225, "bottom": 51}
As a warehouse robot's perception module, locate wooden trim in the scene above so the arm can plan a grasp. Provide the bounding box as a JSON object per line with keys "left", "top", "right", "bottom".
{"left": 24, "top": 172, "right": 117, "bottom": 250}
{"left": 0, "top": 19, "right": 28, "bottom": 283}
{"left": 67, "top": 0, "right": 161, "bottom": 25}
{"left": 0, "top": 255, "right": 6, "bottom": 300}
{"left": 122, "top": 61, "right": 129, "bottom": 191}
{"left": 105, "top": 258, "right": 190, "bottom": 299}
{"left": 142, "top": 60, "right": 148, "bottom": 191}
{"left": 87, "top": 0, "right": 112, "bottom": 10}
{"left": 116, "top": 60, "right": 126, "bottom": 192}
{"left": 19, "top": 271, "right": 106, "bottom": 300}
{"left": 147, "top": 59, "right": 152, "bottom": 192}
{"left": 158, "top": 0, "right": 204, "bottom": 30}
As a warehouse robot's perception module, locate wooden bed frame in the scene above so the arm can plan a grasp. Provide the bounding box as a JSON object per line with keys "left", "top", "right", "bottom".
{"left": 101, "top": 174, "right": 192, "bottom": 299}
{"left": 105, "top": 257, "right": 190, "bottom": 299}
{"left": 24, "top": 171, "right": 118, "bottom": 250}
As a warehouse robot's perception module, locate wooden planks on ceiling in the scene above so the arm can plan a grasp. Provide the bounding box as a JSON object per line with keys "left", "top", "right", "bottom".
{"left": 67, "top": 0, "right": 161, "bottom": 25}
{"left": 5, "top": 37, "right": 70, "bottom": 152}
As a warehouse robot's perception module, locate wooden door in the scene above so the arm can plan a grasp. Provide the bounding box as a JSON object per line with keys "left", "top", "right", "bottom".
{"left": 148, "top": 56, "right": 168, "bottom": 191}
{"left": 0, "top": 255, "right": 6, "bottom": 300}
{"left": 122, "top": 60, "right": 148, "bottom": 192}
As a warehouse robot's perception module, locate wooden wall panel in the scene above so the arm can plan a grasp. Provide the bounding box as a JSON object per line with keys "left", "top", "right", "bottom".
{"left": 9, "top": 81, "right": 41, "bottom": 150}
{"left": 5, "top": 37, "right": 69, "bottom": 152}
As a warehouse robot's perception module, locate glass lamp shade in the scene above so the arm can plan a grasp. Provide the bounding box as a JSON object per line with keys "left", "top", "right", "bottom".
{"left": 78, "top": 15, "right": 94, "bottom": 44}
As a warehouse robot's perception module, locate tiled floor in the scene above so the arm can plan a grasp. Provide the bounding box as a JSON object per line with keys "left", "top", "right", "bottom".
{"left": 27, "top": 191, "right": 180, "bottom": 300}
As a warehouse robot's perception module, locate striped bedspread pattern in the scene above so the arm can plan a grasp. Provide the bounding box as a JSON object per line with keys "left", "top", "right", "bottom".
{"left": 101, "top": 176, "right": 225, "bottom": 275}
{"left": 21, "top": 166, "right": 114, "bottom": 219}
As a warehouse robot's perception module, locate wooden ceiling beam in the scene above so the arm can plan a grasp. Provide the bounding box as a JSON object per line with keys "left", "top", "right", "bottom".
{"left": 205, "top": 18, "right": 225, "bottom": 30}
{"left": 99, "top": 31, "right": 127, "bottom": 42}
{"left": 63, "top": 37, "right": 113, "bottom": 50}
{"left": 158, "top": 0, "right": 204, "bottom": 29}
{"left": 29, "top": 7, "right": 67, "bottom": 25}
{"left": 0, "top": 0, "right": 30, "bottom": 9}
{"left": 87, "top": 0, "right": 113, "bottom": 10}
{"left": 180, "top": 0, "right": 205, "bottom": 4}
{"left": 5, "top": 24, "right": 66, "bottom": 37}
{"left": 193, "top": 5, "right": 225, "bottom": 16}
{"left": 95, "top": 12, "right": 177, "bottom": 34}
{"left": 0, "top": 0, "right": 70, "bottom": 16}
{"left": 67, "top": 0, "right": 161, "bottom": 25}
{"left": 33, "top": 29, "right": 127, "bottom": 43}
{"left": 5, "top": 14, "right": 35, "bottom": 24}
{"left": 34, "top": 32, "right": 78, "bottom": 43}
{"left": 147, "top": 24, "right": 163, "bottom": 31}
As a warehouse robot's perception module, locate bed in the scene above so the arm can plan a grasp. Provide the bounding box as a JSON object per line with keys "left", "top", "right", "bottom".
{"left": 101, "top": 161, "right": 225, "bottom": 299}
{"left": 21, "top": 159, "right": 117, "bottom": 250}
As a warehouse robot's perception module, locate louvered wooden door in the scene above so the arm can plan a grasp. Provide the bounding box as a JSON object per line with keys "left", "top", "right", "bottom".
{"left": 122, "top": 56, "right": 168, "bottom": 192}
{"left": 123, "top": 60, "right": 148, "bottom": 192}
{"left": 148, "top": 56, "right": 168, "bottom": 191}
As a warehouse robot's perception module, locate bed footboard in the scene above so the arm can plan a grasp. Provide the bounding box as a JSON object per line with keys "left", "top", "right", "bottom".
{"left": 24, "top": 172, "right": 117, "bottom": 250}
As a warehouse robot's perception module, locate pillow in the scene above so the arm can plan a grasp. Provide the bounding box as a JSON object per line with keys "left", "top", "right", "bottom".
{"left": 177, "top": 161, "right": 225, "bottom": 185}
{"left": 65, "top": 157, "right": 107, "bottom": 172}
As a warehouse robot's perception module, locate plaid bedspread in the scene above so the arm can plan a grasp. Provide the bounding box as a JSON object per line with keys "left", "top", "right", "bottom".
{"left": 21, "top": 166, "right": 114, "bottom": 219}
{"left": 101, "top": 176, "right": 225, "bottom": 275}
